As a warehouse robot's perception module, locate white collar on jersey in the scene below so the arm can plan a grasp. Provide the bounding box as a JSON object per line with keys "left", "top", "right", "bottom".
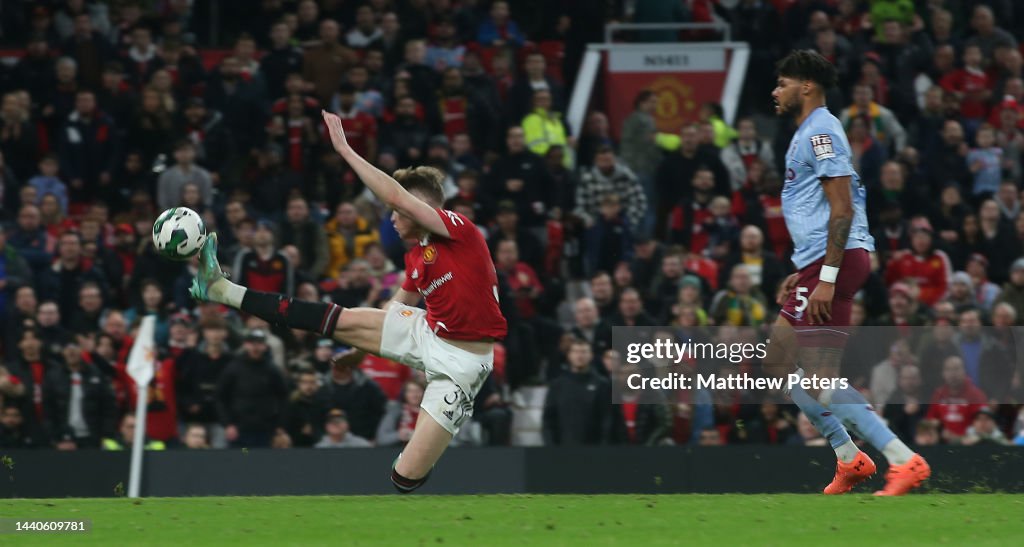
{"left": 419, "top": 233, "right": 431, "bottom": 247}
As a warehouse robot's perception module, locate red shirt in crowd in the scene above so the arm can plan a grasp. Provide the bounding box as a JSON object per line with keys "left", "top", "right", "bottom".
{"left": 684, "top": 253, "right": 719, "bottom": 292}
{"left": 499, "top": 261, "right": 543, "bottom": 320}
{"left": 438, "top": 96, "right": 468, "bottom": 141}
{"left": 926, "top": 380, "right": 988, "bottom": 437}
{"left": 669, "top": 199, "right": 713, "bottom": 255}
{"left": 235, "top": 250, "right": 292, "bottom": 295}
{"left": 759, "top": 194, "right": 790, "bottom": 259}
{"left": 359, "top": 354, "right": 411, "bottom": 401}
{"left": 940, "top": 67, "right": 991, "bottom": 120}
{"left": 621, "top": 401, "right": 638, "bottom": 443}
{"left": 326, "top": 109, "right": 377, "bottom": 159}
{"left": 884, "top": 249, "right": 952, "bottom": 307}
{"left": 117, "top": 349, "right": 183, "bottom": 442}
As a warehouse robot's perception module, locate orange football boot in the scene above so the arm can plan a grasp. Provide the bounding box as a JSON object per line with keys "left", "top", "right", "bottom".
{"left": 823, "top": 451, "right": 877, "bottom": 495}
{"left": 874, "top": 453, "right": 931, "bottom": 496}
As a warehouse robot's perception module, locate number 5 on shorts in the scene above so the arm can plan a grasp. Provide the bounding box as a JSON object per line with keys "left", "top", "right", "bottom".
{"left": 795, "top": 286, "right": 809, "bottom": 313}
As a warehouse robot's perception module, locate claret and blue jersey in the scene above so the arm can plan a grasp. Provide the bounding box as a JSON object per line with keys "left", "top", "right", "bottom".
{"left": 782, "top": 106, "right": 875, "bottom": 270}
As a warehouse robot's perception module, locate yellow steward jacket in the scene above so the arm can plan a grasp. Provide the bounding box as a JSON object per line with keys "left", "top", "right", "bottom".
{"left": 522, "top": 108, "right": 572, "bottom": 168}
{"left": 324, "top": 216, "right": 380, "bottom": 279}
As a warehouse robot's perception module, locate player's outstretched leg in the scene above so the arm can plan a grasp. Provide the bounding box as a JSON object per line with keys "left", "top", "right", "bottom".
{"left": 391, "top": 412, "right": 452, "bottom": 494}
{"left": 190, "top": 232, "right": 385, "bottom": 353}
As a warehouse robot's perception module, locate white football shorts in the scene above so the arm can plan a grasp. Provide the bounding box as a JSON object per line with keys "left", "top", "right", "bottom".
{"left": 379, "top": 303, "right": 494, "bottom": 435}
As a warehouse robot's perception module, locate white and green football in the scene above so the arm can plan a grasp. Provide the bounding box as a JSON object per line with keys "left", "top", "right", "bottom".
{"left": 152, "top": 207, "right": 208, "bottom": 261}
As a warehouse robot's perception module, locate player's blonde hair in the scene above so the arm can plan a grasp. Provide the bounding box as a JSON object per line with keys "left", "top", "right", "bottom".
{"left": 393, "top": 166, "right": 446, "bottom": 206}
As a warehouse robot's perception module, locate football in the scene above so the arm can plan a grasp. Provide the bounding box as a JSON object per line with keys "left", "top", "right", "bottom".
{"left": 152, "top": 207, "right": 208, "bottom": 261}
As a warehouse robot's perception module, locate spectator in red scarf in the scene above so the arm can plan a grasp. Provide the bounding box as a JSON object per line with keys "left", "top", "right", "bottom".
{"left": 43, "top": 340, "right": 117, "bottom": 449}
{"left": 6, "top": 328, "right": 56, "bottom": 425}
{"left": 269, "top": 93, "right": 321, "bottom": 173}
{"left": 495, "top": 239, "right": 543, "bottom": 320}
{"left": 376, "top": 379, "right": 425, "bottom": 447}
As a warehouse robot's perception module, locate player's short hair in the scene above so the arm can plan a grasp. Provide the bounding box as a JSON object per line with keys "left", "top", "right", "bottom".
{"left": 775, "top": 49, "right": 838, "bottom": 90}
{"left": 393, "top": 166, "right": 446, "bottom": 206}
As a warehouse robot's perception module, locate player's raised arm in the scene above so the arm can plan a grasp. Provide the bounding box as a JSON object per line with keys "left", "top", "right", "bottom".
{"left": 321, "top": 110, "right": 450, "bottom": 238}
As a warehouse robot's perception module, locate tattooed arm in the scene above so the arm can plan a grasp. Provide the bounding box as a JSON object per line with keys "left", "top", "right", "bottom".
{"left": 806, "top": 175, "right": 853, "bottom": 324}
{"left": 821, "top": 176, "right": 854, "bottom": 269}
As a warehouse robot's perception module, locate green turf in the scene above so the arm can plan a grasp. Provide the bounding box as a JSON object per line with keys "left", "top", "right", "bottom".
{"left": 2, "top": 494, "right": 1023, "bottom": 546}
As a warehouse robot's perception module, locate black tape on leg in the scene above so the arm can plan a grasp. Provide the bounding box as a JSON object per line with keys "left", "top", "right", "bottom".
{"left": 390, "top": 457, "right": 432, "bottom": 494}
{"left": 240, "top": 291, "right": 342, "bottom": 336}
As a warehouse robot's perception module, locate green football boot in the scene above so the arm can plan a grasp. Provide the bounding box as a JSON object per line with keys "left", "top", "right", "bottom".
{"left": 189, "top": 232, "right": 226, "bottom": 302}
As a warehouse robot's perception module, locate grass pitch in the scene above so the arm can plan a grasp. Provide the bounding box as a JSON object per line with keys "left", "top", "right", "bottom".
{"left": 2, "top": 494, "right": 1022, "bottom": 545}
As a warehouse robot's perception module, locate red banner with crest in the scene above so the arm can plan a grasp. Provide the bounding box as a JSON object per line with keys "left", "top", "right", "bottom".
{"left": 604, "top": 47, "right": 733, "bottom": 140}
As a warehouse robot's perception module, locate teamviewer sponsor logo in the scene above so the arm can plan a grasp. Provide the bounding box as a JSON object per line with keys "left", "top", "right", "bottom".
{"left": 419, "top": 271, "right": 454, "bottom": 297}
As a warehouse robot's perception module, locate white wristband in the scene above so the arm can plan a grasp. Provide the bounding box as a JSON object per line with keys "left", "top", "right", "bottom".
{"left": 819, "top": 265, "right": 839, "bottom": 284}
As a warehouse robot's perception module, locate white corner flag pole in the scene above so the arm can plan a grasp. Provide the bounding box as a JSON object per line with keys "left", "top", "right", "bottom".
{"left": 125, "top": 316, "right": 157, "bottom": 499}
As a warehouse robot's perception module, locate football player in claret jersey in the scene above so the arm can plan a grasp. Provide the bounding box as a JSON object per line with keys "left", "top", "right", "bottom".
{"left": 767, "top": 50, "right": 930, "bottom": 496}
{"left": 189, "top": 110, "right": 507, "bottom": 493}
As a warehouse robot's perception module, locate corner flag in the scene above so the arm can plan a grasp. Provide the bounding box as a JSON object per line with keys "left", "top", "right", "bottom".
{"left": 125, "top": 315, "right": 157, "bottom": 498}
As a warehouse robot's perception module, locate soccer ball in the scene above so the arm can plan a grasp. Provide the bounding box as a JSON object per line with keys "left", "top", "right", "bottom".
{"left": 152, "top": 207, "right": 208, "bottom": 261}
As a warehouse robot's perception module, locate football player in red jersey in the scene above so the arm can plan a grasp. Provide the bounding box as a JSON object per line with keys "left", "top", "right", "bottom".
{"left": 190, "top": 111, "right": 507, "bottom": 493}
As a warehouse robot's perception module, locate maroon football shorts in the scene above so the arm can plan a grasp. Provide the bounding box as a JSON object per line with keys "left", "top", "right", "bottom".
{"left": 779, "top": 248, "right": 870, "bottom": 348}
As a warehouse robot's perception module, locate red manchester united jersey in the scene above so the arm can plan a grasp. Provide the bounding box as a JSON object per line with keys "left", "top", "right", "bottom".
{"left": 402, "top": 209, "right": 507, "bottom": 341}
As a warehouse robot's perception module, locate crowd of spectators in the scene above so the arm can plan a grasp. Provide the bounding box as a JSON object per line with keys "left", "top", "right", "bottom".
{"left": 0, "top": 0, "right": 1023, "bottom": 452}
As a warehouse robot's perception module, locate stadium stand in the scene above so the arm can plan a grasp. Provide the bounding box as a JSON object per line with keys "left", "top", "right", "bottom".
{"left": 0, "top": 0, "right": 1023, "bottom": 453}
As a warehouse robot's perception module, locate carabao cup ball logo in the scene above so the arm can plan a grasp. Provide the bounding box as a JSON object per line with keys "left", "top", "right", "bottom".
{"left": 152, "top": 207, "right": 208, "bottom": 261}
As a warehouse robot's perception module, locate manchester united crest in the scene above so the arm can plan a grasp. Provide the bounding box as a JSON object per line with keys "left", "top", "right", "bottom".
{"left": 423, "top": 244, "right": 437, "bottom": 264}
{"left": 648, "top": 76, "right": 697, "bottom": 132}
